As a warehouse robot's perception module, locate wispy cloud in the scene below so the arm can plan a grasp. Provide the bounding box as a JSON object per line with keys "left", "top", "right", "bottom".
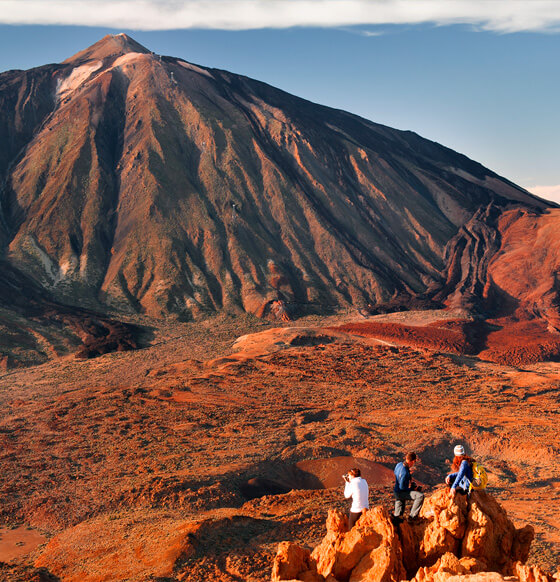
{"left": 352, "top": 29, "right": 385, "bottom": 38}
{"left": 529, "top": 185, "right": 560, "bottom": 205}
{"left": 1, "top": 0, "right": 560, "bottom": 32}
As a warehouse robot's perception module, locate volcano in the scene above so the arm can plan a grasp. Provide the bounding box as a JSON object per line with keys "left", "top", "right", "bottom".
{"left": 0, "top": 33, "right": 558, "bottom": 364}
{"left": 2, "top": 35, "right": 560, "bottom": 581}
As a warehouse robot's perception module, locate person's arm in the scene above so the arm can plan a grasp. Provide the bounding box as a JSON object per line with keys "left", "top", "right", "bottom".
{"left": 450, "top": 461, "right": 467, "bottom": 490}
{"left": 446, "top": 471, "right": 458, "bottom": 485}
{"left": 344, "top": 480, "right": 353, "bottom": 499}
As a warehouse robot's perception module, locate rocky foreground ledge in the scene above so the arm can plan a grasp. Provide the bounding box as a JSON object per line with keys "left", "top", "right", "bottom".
{"left": 272, "top": 489, "right": 559, "bottom": 582}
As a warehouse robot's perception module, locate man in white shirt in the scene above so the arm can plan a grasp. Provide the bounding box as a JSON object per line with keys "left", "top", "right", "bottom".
{"left": 343, "top": 468, "right": 369, "bottom": 529}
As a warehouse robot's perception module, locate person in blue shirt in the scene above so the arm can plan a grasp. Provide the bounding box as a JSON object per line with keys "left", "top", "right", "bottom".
{"left": 393, "top": 452, "right": 424, "bottom": 522}
{"left": 446, "top": 444, "right": 474, "bottom": 499}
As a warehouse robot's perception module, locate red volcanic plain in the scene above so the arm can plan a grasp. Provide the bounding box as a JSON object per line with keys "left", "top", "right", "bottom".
{"left": 0, "top": 312, "right": 559, "bottom": 581}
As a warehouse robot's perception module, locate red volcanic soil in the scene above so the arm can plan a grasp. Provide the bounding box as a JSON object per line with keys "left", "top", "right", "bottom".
{"left": 331, "top": 319, "right": 482, "bottom": 355}
{"left": 488, "top": 209, "right": 560, "bottom": 332}
{"left": 0, "top": 314, "right": 559, "bottom": 580}
{"left": 331, "top": 313, "right": 560, "bottom": 366}
{"left": 293, "top": 457, "right": 396, "bottom": 489}
{"left": 0, "top": 526, "right": 46, "bottom": 563}
{"left": 479, "top": 318, "right": 560, "bottom": 366}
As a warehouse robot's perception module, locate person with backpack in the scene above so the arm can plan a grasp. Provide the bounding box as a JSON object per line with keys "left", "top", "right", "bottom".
{"left": 393, "top": 452, "right": 424, "bottom": 522}
{"left": 446, "top": 444, "right": 487, "bottom": 498}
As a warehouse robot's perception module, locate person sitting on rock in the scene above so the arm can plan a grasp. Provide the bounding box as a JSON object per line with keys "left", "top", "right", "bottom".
{"left": 393, "top": 452, "right": 424, "bottom": 522}
{"left": 446, "top": 444, "right": 474, "bottom": 499}
{"left": 343, "top": 468, "right": 369, "bottom": 529}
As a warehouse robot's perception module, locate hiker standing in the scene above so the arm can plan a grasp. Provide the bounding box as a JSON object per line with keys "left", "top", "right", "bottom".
{"left": 343, "top": 468, "right": 369, "bottom": 529}
{"left": 446, "top": 444, "right": 474, "bottom": 498}
{"left": 393, "top": 452, "right": 424, "bottom": 522}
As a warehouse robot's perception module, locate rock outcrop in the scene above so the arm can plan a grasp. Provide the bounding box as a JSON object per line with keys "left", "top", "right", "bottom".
{"left": 486, "top": 208, "right": 560, "bottom": 332}
{"left": 271, "top": 489, "right": 554, "bottom": 582}
{"left": 433, "top": 203, "right": 502, "bottom": 313}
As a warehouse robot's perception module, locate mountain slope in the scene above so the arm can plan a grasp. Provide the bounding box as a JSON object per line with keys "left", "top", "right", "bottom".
{"left": 0, "top": 34, "right": 551, "bottom": 324}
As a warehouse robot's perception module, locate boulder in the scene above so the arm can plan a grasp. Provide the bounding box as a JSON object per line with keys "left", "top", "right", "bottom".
{"left": 417, "top": 488, "right": 468, "bottom": 566}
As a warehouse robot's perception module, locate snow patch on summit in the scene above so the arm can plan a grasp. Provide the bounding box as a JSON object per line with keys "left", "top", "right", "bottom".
{"left": 57, "top": 61, "right": 103, "bottom": 100}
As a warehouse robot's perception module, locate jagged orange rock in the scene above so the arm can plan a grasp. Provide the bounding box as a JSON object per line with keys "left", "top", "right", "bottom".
{"left": 514, "top": 561, "right": 557, "bottom": 582}
{"left": 461, "top": 490, "right": 533, "bottom": 571}
{"left": 411, "top": 552, "right": 486, "bottom": 582}
{"left": 417, "top": 488, "right": 469, "bottom": 566}
{"left": 439, "top": 562, "right": 559, "bottom": 582}
{"left": 272, "top": 542, "right": 322, "bottom": 582}
{"left": 311, "top": 506, "right": 404, "bottom": 582}
{"left": 271, "top": 489, "right": 548, "bottom": 582}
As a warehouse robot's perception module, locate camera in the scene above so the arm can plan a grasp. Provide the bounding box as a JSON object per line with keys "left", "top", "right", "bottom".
{"left": 343, "top": 473, "right": 350, "bottom": 482}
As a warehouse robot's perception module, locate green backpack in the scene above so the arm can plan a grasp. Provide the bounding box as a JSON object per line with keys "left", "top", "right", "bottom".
{"left": 470, "top": 461, "right": 488, "bottom": 491}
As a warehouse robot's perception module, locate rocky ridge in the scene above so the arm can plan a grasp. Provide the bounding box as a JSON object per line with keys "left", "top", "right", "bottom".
{"left": 272, "top": 489, "right": 557, "bottom": 582}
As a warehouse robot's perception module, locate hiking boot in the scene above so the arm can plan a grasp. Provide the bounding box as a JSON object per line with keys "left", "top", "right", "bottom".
{"left": 391, "top": 515, "right": 404, "bottom": 525}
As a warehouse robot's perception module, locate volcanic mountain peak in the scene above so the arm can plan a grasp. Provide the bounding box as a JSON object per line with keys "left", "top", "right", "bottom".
{"left": 63, "top": 33, "right": 150, "bottom": 65}
{"left": 2, "top": 33, "right": 560, "bottom": 359}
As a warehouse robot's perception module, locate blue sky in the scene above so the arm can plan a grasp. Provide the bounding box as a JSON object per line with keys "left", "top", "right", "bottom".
{"left": 1, "top": 0, "right": 559, "bottom": 202}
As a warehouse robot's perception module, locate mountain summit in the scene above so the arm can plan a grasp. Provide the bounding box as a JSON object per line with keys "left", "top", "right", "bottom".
{"left": 0, "top": 34, "right": 558, "bottom": 342}
{"left": 63, "top": 33, "right": 151, "bottom": 64}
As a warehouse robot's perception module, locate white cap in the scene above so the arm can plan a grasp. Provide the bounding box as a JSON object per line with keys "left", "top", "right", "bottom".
{"left": 454, "top": 444, "right": 465, "bottom": 456}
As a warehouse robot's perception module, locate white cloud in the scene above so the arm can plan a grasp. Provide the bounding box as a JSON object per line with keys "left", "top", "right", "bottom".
{"left": 1, "top": 0, "right": 560, "bottom": 32}
{"left": 529, "top": 185, "right": 560, "bottom": 205}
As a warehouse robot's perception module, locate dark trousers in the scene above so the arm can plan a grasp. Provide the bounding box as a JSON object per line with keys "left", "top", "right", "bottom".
{"left": 349, "top": 511, "right": 363, "bottom": 529}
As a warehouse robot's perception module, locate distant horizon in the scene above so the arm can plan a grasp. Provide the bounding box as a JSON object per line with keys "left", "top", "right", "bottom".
{"left": 1, "top": 3, "right": 559, "bottom": 204}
